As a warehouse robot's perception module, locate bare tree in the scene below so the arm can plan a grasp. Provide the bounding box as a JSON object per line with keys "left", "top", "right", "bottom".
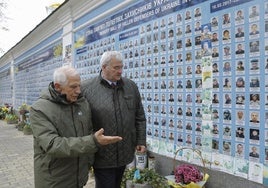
{"left": 0, "top": 0, "right": 8, "bottom": 31}
{"left": 0, "top": 0, "right": 8, "bottom": 55}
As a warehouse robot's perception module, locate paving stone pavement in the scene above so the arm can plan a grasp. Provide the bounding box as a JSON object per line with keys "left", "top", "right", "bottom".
{"left": 0, "top": 120, "right": 95, "bottom": 188}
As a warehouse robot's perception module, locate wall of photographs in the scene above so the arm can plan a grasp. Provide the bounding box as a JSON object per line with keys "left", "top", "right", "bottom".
{"left": 73, "top": 0, "right": 268, "bottom": 185}
{"left": 0, "top": 64, "right": 12, "bottom": 105}
{"left": 0, "top": 0, "right": 267, "bottom": 185}
{"left": 13, "top": 42, "right": 63, "bottom": 108}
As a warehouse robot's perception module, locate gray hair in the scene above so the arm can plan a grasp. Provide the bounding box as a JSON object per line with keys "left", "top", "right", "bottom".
{"left": 100, "top": 51, "right": 123, "bottom": 67}
{"left": 53, "top": 66, "right": 80, "bottom": 86}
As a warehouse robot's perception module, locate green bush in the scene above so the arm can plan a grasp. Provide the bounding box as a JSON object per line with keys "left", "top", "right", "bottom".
{"left": 5, "top": 114, "right": 18, "bottom": 121}
{"left": 121, "top": 168, "right": 169, "bottom": 188}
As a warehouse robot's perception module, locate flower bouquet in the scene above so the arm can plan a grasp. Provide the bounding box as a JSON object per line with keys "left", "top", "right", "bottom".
{"left": 0, "top": 106, "right": 9, "bottom": 119}
{"left": 175, "top": 164, "right": 203, "bottom": 184}
{"left": 18, "top": 103, "right": 30, "bottom": 115}
{"left": 166, "top": 148, "right": 209, "bottom": 188}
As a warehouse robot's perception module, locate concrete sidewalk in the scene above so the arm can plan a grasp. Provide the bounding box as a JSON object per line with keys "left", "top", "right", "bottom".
{"left": 0, "top": 120, "right": 95, "bottom": 188}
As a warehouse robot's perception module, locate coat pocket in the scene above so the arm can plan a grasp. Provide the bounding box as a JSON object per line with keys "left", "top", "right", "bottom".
{"left": 124, "top": 95, "right": 135, "bottom": 110}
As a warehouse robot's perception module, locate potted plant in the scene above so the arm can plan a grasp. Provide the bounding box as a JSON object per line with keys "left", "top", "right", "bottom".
{"left": 18, "top": 103, "right": 30, "bottom": 114}
{"left": 0, "top": 106, "right": 9, "bottom": 120}
{"left": 18, "top": 103, "right": 30, "bottom": 121}
{"left": 121, "top": 168, "right": 169, "bottom": 188}
{"left": 23, "top": 122, "right": 32, "bottom": 135}
{"left": 5, "top": 114, "right": 18, "bottom": 124}
{"left": 22, "top": 112, "right": 32, "bottom": 134}
{"left": 17, "top": 120, "right": 25, "bottom": 131}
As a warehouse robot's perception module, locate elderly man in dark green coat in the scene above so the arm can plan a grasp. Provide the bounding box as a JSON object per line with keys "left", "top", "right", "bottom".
{"left": 30, "top": 66, "right": 122, "bottom": 188}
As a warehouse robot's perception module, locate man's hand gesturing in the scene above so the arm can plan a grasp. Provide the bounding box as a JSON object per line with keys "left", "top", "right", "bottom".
{"left": 94, "top": 128, "right": 122, "bottom": 145}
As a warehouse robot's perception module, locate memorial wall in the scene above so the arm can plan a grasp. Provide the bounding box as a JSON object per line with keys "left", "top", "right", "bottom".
{"left": 0, "top": 0, "right": 268, "bottom": 186}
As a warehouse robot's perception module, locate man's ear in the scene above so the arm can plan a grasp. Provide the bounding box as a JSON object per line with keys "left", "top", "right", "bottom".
{"left": 54, "top": 83, "right": 61, "bottom": 92}
{"left": 102, "top": 64, "right": 107, "bottom": 70}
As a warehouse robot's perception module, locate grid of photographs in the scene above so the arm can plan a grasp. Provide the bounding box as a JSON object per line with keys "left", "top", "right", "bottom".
{"left": 0, "top": 0, "right": 267, "bottom": 185}
{"left": 74, "top": 38, "right": 116, "bottom": 80}
{"left": 0, "top": 67, "right": 12, "bottom": 104}
{"left": 13, "top": 43, "right": 63, "bottom": 108}
{"left": 72, "top": 1, "right": 268, "bottom": 184}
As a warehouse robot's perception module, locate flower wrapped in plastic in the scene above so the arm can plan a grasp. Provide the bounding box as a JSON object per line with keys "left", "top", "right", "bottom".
{"left": 175, "top": 164, "right": 203, "bottom": 184}
{"left": 167, "top": 164, "right": 208, "bottom": 188}
{"left": 166, "top": 148, "right": 209, "bottom": 188}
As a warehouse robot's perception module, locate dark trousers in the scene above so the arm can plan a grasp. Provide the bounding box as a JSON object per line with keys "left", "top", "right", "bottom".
{"left": 94, "top": 166, "right": 126, "bottom": 188}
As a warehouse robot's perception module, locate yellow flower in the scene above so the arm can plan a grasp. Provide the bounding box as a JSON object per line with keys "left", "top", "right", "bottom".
{"left": 2, "top": 107, "right": 9, "bottom": 113}
{"left": 18, "top": 103, "right": 30, "bottom": 111}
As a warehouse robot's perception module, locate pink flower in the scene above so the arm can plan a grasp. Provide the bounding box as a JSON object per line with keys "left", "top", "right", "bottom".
{"left": 174, "top": 164, "right": 203, "bottom": 184}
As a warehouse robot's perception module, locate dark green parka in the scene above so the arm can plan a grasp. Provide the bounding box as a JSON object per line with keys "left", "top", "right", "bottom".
{"left": 82, "top": 75, "right": 146, "bottom": 168}
{"left": 30, "top": 83, "right": 97, "bottom": 188}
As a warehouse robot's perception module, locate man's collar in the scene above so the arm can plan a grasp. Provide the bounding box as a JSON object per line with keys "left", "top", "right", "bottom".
{"left": 101, "top": 73, "right": 117, "bottom": 85}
